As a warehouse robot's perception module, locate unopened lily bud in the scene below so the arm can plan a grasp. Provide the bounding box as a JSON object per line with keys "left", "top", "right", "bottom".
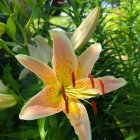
{"left": 0, "top": 93, "right": 17, "bottom": 110}
{"left": 0, "top": 80, "right": 8, "bottom": 93}
{"left": 71, "top": 6, "right": 100, "bottom": 51}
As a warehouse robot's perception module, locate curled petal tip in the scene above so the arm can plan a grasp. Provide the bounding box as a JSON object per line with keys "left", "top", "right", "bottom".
{"left": 119, "top": 77, "right": 127, "bottom": 86}
{"left": 15, "top": 54, "right": 27, "bottom": 60}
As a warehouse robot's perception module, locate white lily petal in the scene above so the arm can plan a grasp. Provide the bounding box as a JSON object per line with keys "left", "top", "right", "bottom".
{"left": 19, "top": 68, "right": 30, "bottom": 80}
{"left": 34, "top": 35, "right": 52, "bottom": 64}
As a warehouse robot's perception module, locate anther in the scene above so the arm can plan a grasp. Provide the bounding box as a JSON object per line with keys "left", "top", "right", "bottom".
{"left": 88, "top": 74, "right": 95, "bottom": 88}
{"left": 99, "top": 80, "right": 105, "bottom": 95}
{"left": 61, "top": 85, "right": 66, "bottom": 101}
{"left": 71, "top": 72, "right": 75, "bottom": 87}
{"left": 65, "top": 99, "right": 69, "bottom": 113}
{"left": 91, "top": 101, "right": 97, "bottom": 115}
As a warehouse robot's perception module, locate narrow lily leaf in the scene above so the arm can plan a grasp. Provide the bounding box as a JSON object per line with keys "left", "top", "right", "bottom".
{"left": 1, "top": 130, "right": 39, "bottom": 139}
{"left": 6, "top": 16, "right": 16, "bottom": 39}
{"left": 0, "top": 22, "right": 6, "bottom": 36}
{"left": 3, "top": 65, "right": 19, "bottom": 92}
{"left": 71, "top": 6, "right": 100, "bottom": 51}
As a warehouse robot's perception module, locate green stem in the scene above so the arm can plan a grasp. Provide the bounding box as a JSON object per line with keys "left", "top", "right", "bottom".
{"left": 16, "top": 21, "right": 28, "bottom": 46}
{"left": 37, "top": 118, "right": 47, "bottom": 140}
{"left": 2, "top": 44, "right": 15, "bottom": 56}
{"left": 25, "top": 0, "right": 38, "bottom": 30}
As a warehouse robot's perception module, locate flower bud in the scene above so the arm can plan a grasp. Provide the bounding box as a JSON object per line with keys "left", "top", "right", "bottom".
{"left": 0, "top": 93, "right": 17, "bottom": 110}
{"left": 71, "top": 6, "right": 100, "bottom": 51}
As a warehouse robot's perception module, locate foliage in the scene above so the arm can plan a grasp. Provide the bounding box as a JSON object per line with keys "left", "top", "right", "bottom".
{"left": 0, "top": 0, "right": 140, "bottom": 139}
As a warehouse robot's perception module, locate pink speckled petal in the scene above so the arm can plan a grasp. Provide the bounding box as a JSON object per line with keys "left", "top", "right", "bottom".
{"left": 77, "top": 43, "right": 102, "bottom": 79}
{"left": 65, "top": 101, "right": 91, "bottom": 140}
{"left": 94, "top": 76, "right": 127, "bottom": 94}
{"left": 19, "top": 85, "right": 63, "bottom": 120}
{"left": 75, "top": 76, "right": 127, "bottom": 95}
{"left": 51, "top": 31, "right": 78, "bottom": 86}
{"left": 16, "top": 54, "right": 57, "bottom": 85}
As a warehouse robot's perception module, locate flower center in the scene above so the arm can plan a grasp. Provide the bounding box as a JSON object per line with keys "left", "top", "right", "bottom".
{"left": 60, "top": 73, "right": 105, "bottom": 113}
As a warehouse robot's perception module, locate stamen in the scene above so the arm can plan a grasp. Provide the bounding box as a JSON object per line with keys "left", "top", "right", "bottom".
{"left": 91, "top": 101, "right": 97, "bottom": 115}
{"left": 71, "top": 72, "right": 75, "bottom": 87}
{"left": 65, "top": 99, "right": 69, "bottom": 113}
{"left": 88, "top": 74, "right": 95, "bottom": 88}
{"left": 61, "top": 85, "right": 66, "bottom": 101}
{"left": 99, "top": 80, "right": 105, "bottom": 94}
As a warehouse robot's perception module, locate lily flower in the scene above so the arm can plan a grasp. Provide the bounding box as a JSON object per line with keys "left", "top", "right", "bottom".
{"left": 16, "top": 31, "right": 127, "bottom": 140}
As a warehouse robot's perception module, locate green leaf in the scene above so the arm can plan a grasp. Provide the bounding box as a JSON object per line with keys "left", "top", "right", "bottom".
{"left": 0, "top": 130, "right": 39, "bottom": 139}
{"left": 3, "top": 65, "right": 19, "bottom": 93}
{"left": 6, "top": 16, "right": 16, "bottom": 39}
{"left": 0, "top": 22, "right": 6, "bottom": 36}
{"left": 125, "top": 133, "right": 139, "bottom": 140}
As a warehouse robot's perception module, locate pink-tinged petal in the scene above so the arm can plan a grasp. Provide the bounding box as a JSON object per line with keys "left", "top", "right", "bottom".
{"left": 19, "top": 85, "right": 63, "bottom": 120}
{"left": 64, "top": 101, "right": 91, "bottom": 140}
{"left": 51, "top": 31, "right": 78, "bottom": 86}
{"left": 94, "top": 76, "right": 127, "bottom": 94}
{"left": 75, "top": 76, "right": 127, "bottom": 95}
{"left": 16, "top": 54, "right": 57, "bottom": 85}
{"left": 75, "top": 78, "right": 93, "bottom": 89}
{"left": 77, "top": 43, "right": 102, "bottom": 79}
{"left": 34, "top": 35, "right": 52, "bottom": 64}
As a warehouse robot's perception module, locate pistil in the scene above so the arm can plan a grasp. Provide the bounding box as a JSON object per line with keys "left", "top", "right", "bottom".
{"left": 65, "top": 99, "right": 69, "bottom": 113}
{"left": 88, "top": 74, "right": 95, "bottom": 88}
{"left": 71, "top": 72, "right": 75, "bottom": 87}
{"left": 61, "top": 85, "right": 69, "bottom": 113}
{"left": 99, "top": 80, "right": 105, "bottom": 94}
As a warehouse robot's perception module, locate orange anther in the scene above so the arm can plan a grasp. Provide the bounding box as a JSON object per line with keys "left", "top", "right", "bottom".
{"left": 88, "top": 74, "right": 95, "bottom": 88}
{"left": 61, "top": 85, "right": 66, "bottom": 101}
{"left": 91, "top": 101, "right": 97, "bottom": 115}
{"left": 99, "top": 80, "right": 105, "bottom": 95}
{"left": 71, "top": 72, "right": 75, "bottom": 87}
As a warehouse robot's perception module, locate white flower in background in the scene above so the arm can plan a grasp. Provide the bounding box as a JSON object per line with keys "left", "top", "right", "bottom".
{"left": 19, "top": 35, "right": 52, "bottom": 80}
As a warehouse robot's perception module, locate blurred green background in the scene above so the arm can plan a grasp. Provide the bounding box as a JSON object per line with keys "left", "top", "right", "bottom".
{"left": 0, "top": 0, "right": 140, "bottom": 139}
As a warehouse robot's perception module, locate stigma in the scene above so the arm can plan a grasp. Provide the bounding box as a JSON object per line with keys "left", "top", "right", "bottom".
{"left": 61, "top": 85, "right": 69, "bottom": 113}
